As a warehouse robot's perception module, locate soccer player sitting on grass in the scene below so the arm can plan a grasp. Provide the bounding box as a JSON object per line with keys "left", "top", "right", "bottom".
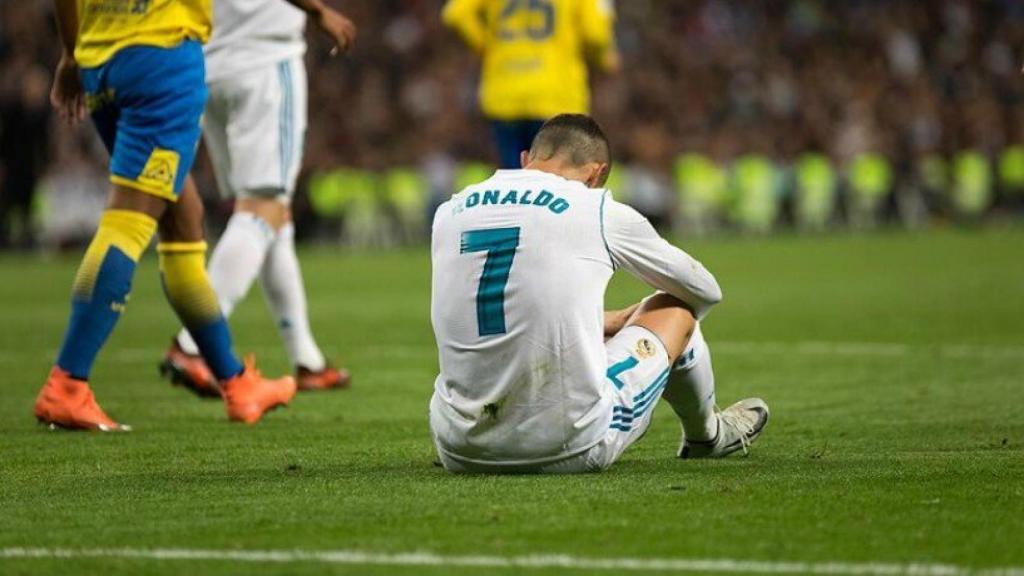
{"left": 34, "top": 0, "right": 296, "bottom": 430}
{"left": 429, "top": 114, "right": 769, "bottom": 473}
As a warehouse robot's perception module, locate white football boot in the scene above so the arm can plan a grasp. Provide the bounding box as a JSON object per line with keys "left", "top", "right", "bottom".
{"left": 679, "top": 398, "right": 769, "bottom": 459}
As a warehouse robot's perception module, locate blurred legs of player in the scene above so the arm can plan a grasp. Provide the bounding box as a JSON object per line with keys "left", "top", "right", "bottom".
{"left": 161, "top": 56, "right": 349, "bottom": 397}
{"left": 490, "top": 119, "right": 546, "bottom": 169}
{"left": 35, "top": 42, "right": 295, "bottom": 431}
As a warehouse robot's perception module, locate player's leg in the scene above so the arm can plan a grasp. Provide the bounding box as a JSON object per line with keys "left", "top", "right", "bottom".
{"left": 187, "top": 189, "right": 348, "bottom": 392}
{"left": 166, "top": 58, "right": 345, "bottom": 394}
{"left": 34, "top": 46, "right": 177, "bottom": 430}
{"left": 158, "top": 177, "right": 296, "bottom": 423}
{"left": 259, "top": 200, "right": 353, "bottom": 389}
{"left": 38, "top": 40, "right": 294, "bottom": 429}
{"left": 179, "top": 77, "right": 272, "bottom": 335}
{"left": 588, "top": 293, "right": 768, "bottom": 466}
{"left": 157, "top": 177, "right": 243, "bottom": 383}
{"left": 144, "top": 43, "right": 295, "bottom": 423}
{"left": 625, "top": 293, "right": 769, "bottom": 459}
{"left": 164, "top": 81, "right": 265, "bottom": 396}
{"left": 89, "top": 41, "right": 246, "bottom": 391}
{"left": 586, "top": 310, "right": 677, "bottom": 470}
{"left": 255, "top": 59, "right": 347, "bottom": 389}
{"left": 35, "top": 182, "right": 165, "bottom": 431}
{"left": 166, "top": 204, "right": 274, "bottom": 394}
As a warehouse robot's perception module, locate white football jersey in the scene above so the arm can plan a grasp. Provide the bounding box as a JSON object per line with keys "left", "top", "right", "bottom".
{"left": 204, "top": 0, "right": 307, "bottom": 82}
{"left": 430, "top": 169, "right": 722, "bottom": 465}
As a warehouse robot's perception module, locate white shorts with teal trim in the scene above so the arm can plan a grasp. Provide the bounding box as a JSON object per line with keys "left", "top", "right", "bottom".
{"left": 579, "top": 324, "right": 704, "bottom": 471}
{"left": 435, "top": 323, "right": 706, "bottom": 474}
{"left": 203, "top": 56, "right": 307, "bottom": 203}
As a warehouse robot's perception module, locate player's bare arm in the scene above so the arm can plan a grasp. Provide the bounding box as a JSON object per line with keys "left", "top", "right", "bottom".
{"left": 580, "top": 0, "right": 621, "bottom": 74}
{"left": 441, "top": 0, "right": 486, "bottom": 54}
{"left": 50, "top": 0, "right": 85, "bottom": 125}
{"left": 284, "top": 0, "right": 357, "bottom": 55}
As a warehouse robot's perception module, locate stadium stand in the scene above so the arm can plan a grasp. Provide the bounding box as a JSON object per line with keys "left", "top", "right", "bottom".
{"left": 1, "top": 0, "right": 1021, "bottom": 248}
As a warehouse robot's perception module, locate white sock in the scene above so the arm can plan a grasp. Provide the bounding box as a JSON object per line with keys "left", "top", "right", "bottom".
{"left": 175, "top": 212, "right": 275, "bottom": 355}
{"left": 660, "top": 323, "right": 719, "bottom": 442}
{"left": 258, "top": 223, "right": 326, "bottom": 371}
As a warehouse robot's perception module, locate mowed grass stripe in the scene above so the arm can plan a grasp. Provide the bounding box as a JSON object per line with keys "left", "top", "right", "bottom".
{"left": 3, "top": 547, "right": 1023, "bottom": 575}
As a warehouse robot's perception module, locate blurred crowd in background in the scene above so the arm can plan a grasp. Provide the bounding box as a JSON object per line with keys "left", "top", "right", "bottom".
{"left": 1, "top": 0, "right": 1023, "bottom": 250}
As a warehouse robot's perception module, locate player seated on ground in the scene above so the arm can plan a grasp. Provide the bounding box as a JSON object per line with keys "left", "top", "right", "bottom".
{"left": 429, "top": 114, "right": 768, "bottom": 473}
{"left": 34, "top": 0, "right": 295, "bottom": 431}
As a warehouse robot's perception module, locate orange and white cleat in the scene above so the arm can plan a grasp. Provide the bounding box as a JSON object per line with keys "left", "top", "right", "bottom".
{"left": 34, "top": 367, "right": 130, "bottom": 432}
{"left": 222, "top": 356, "right": 297, "bottom": 424}
{"left": 159, "top": 340, "right": 220, "bottom": 399}
{"left": 296, "top": 364, "right": 351, "bottom": 391}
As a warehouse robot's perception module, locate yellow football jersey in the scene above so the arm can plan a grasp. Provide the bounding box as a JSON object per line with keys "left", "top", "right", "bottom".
{"left": 75, "top": 0, "right": 212, "bottom": 68}
{"left": 442, "top": 0, "right": 617, "bottom": 120}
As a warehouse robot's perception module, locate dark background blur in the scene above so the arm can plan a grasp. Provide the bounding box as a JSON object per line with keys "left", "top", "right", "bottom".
{"left": 1, "top": 0, "right": 1022, "bottom": 250}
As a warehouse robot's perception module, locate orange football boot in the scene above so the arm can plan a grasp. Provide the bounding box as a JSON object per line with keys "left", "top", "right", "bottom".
{"left": 159, "top": 340, "right": 220, "bottom": 398}
{"left": 296, "top": 364, "right": 351, "bottom": 391}
{"left": 34, "top": 367, "right": 129, "bottom": 431}
{"left": 222, "top": 356, "right": 297, "bottom": 424}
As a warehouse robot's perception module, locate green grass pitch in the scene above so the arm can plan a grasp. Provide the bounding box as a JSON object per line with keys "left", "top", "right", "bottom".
{"left": 1, "top": 228, "right": 1022, "bottom": 575}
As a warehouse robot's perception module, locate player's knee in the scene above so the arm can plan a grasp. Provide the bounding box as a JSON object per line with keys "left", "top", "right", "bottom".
{"left": 158, "top": 195, "right": 205, "bottom": 242}
{"left": 644, "top": 293, "right": 697, "bottom": 329}
{"left": 236, "top": 195, "right": 290, "bottom": 230}
{"left": 108, "top": 185, "right": 169, "bottom": 220}
{"left": 630, "top": 293, "right": 697, "bottom": 363}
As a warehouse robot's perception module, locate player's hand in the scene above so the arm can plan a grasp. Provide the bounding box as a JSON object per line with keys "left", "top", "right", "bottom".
{"left": 602, "top": 50, "right": 623, "bottom": 74}
{"left": 314, "top": 5, "right": 357, "bottom": 56}
{"left": 50, "top": 54, "right": 86, "bottom": 125}
{"left": 603, "top": 303, "right": 641, "bottom": 337}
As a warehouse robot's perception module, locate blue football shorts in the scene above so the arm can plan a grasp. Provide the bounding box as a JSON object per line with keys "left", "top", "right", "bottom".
{"left": 81, "top": 40, "right": 207, "bottom": 201}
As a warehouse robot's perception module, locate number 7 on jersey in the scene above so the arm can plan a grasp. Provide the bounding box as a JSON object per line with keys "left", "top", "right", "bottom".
{"left": 461, "top": 227, "right": 521, "bottom": 337}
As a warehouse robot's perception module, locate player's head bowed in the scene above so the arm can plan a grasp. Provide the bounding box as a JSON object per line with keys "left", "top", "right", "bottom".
{"left": 523, "top": 114, "right": 612, "bottom": 189}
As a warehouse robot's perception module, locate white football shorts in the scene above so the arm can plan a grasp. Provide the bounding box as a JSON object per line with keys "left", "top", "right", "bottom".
{"left": 203, "top": 56, "right": 307, "bottom": 203}
{"left": 435, "top": 323, "right": 707, "bottom": 473}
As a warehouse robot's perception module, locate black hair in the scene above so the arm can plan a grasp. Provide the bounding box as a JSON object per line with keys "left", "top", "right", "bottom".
{"left": 528, "top": 114, "right": 612, "bottom": 168}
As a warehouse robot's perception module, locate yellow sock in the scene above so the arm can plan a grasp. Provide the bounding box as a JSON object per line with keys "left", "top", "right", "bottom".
{"left": 158, "top": 241, "right": 243, "bottom": 379}
{"left": 71, "top": 210, "right": 156, "bottom": 300}
{"left": 158, "top": 242, "right": 220, "bottom": 326}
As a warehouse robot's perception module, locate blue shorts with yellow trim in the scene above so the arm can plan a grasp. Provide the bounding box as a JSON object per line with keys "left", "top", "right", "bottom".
{"left": 81, "top": 40, "right": 207, "bottom": 201}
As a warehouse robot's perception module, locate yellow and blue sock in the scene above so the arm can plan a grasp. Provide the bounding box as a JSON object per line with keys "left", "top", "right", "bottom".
{"left": 158, "top": 241, "right": 244, "bottom": 380}
{"left": 56, "top": 210, "right": 157, "bottom": 379}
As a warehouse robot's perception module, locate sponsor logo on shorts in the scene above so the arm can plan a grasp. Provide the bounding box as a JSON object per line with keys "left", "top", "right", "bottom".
{"left": 635, "top": 338, "right": 657, "bottom": 359}
{"left": 138, "top": 148, "right": 180, "bottom": 195}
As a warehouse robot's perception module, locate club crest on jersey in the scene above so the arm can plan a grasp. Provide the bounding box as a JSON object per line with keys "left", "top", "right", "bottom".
{"left": 636, "top": 339, "right": 657, "bottom": 359}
